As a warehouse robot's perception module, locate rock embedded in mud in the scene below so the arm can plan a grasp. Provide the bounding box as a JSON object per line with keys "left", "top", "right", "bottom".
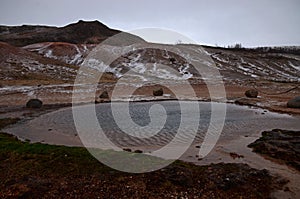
{"left": 153, "top": 88, "right": 163, "bottom": 96}
{"left": 99, "top": 91, "right": 109, "bottom": 99}
{"left": 134, "top": 149, "right": 143, "bottom": 153}
{"left": 123, "top": 148, "right": 132, "bottom": 152}
{"left": 234, "top": 97, "right": 259, "bottom": 106}
{"left": 287, "top": 96, "right": 300, "bottom": 108}
{"left": 26, "top": 99, "right": 43, "bottom": 109}
{"left": 245, "top": 89, "right": 258, "bottom": 98}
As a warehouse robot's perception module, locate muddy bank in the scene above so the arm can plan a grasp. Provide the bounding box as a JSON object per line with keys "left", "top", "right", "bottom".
{"left": 0, "top": 81, "right": 299, "bottom": 115}
{"left": 0, "top": 132, "right": 287, "bottom": 199}
{"left": 3, "top": 101, "right": 300, "bottom": 198}
{"left": 249, "top": 129, "right": 300, "bottom": 171}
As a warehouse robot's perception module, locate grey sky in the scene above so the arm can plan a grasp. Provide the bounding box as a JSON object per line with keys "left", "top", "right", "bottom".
{"left": 0, "top": 0, "right": 299, "bottom": 47}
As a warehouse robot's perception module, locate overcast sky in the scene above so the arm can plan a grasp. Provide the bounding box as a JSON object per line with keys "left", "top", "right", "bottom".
{"left": 1, "top": 0, "right": 299, "bottom": 47}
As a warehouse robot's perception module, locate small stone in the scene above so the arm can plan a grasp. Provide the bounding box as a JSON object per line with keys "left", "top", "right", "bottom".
{"left": 169, "top": 57, "right": 176, "bottom": 63}
{"left": 153, "top": 88, "right": 163, "bottom": 96}
{"left": 123, "top": 148, "right": 132, "bottom": 152}
{"left": 26, "top": 99, "right": 43, "bottom": 108}
{"left": 134, "top": 149, "right": 143, "bottom": 153}
{"left": 245, "top": 89, "right": 258, "bottom": 98}
{"left": 287, "top": 96, "right": 300, "bottom": 108}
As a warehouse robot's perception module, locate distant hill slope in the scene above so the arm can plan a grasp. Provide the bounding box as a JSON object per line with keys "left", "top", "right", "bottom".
{"left": 22, "top": 42, "right": 300, "bottom": 83}
{"left": 202, "top": 46, "right": 300, "bottom": 82}
{"left": 0, "top": 42, "right": 79, "bottom": 84}
{"left": 0, "top": 20, "right": 144, "bottom": 47}
{"left": 0, "top": 20, "right": 299, "bottom": 84}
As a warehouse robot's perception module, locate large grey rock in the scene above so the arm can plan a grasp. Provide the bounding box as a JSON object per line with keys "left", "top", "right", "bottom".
{"left": 287, "top": 96, "right": 300, "bottom": 108}
{"left": 245, "top": 89, "right": 258, "bottom": 98}
{"left": 153, "top": 88, "right": 163, "bottom": 96}
{"left": 26, "top": 99, "right": 43, "bottom": 108}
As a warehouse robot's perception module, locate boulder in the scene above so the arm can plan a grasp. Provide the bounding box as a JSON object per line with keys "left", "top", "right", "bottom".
{"left": 245, "top": 89, "right": 258, "bottom": 98}
{"left": 287, "top": 96, "right": 300, "bottom": 108}
{"left": 153, "top": 88, "right": 163, "bottom": 96}
{"left": 26, "top": 99, "right": 43, "bottom": 108}
{"left": 99, "top": 91, "right": 109, "bottom": 99}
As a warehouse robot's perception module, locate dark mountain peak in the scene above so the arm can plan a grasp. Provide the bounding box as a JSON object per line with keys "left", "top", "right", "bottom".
{"left": 65, "top": 20, "right": 110, "bottom": 30}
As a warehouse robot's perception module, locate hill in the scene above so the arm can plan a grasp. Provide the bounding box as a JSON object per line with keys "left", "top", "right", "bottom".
{"left": 0, "top": 20, "right": 144, "bottom": 47}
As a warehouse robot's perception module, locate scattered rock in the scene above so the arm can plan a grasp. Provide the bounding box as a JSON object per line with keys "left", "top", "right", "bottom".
{"left": 134, "top": 149, "right": 143, "bottom": 153}
{"left": 287, "top": 96, "right": 300, "bottom": 108}
{"left": 229, "top": 152, "right": 244, "bottom": 159}
{"left": 99, "top": 91, "right": 109, "bottom": 99}
{"left": 123, "top": 148, "right": 132, "bottom": 152}
{"left": 169, "top": 57, "right": 176, "bottom": 64}
{"left": 26, "top": 99, "right": 43, "bottom": 109}
{"left": 245, "top": 89, "right": 258, "bottom": 98}
{"left": 153, "top": 88, "right": 163, "bottom": 96}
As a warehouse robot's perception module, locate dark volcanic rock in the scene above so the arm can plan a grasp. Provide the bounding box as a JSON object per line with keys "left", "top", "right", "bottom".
{"left": 245, "top": 89, "right": 258, "bottom": 98}
{"left": 99, "top": 91, "right": 109, "bottom": 99}
{"left": 153, "top": 88, "right": 163, "bottom": 96}
{"left": 133, "top": 149, "right": 143, "bottom": 153}
{"left": 248, "top": 129, "right": 300, "bottom": 171}
{"left": 287, "top": 96, "right": 300, "bottom": 108}
{"left": 26, "top": 99, "right": 43, "bottom": 109}
{"left": 122, "top": 148, "right": 132, "bottom": 152}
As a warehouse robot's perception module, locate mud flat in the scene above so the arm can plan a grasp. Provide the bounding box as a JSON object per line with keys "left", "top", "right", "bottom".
{"left": 3, "top": 100, "right": 300, "bottom": 198}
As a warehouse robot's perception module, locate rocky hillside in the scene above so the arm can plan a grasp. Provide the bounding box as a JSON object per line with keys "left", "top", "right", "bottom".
{"left": 0, "top": 42, "right": 78, "bottom": 85}
{"left": 21, "top": 41, "right": 300, "bottom": 83}
{"left": 0, "top": 20, "right": 299, "bottom": 85}
{"left": 203, "top": 46, "right": 300, "bottom": 82}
